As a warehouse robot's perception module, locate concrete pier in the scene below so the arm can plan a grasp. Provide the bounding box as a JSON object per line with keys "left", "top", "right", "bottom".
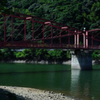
{"left": 71, "top": 50, "right": 93, "bottom": 70}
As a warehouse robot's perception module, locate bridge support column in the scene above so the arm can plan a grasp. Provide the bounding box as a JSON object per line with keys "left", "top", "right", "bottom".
{"left": 71, "top": 50, "right": 93, "bottom": 70}
{"left": 74, "top": 34, "right": 79, "bottom": 48}
{"left": 83, "top": 31, "right": 88, "bottom": 48}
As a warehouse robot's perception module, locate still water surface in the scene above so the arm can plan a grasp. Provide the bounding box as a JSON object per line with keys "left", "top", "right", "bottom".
{"left": 0, "top": 63, "right": 100, "bottom": 100}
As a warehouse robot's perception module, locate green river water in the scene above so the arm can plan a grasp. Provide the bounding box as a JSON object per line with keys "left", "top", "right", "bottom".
{"left": 0, "top": 63, "right": 100, "bottom": 100}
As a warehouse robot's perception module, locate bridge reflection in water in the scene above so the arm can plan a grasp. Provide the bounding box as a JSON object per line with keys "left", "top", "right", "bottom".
{"left": 71, "top": 69, "right": 100, "bottom": 100}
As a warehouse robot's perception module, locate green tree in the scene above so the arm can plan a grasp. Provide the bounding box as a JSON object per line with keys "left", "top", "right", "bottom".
{"left": 15, "top": 49, "right": 32, "bottom": 59}
{"left": 2, "top": 48, "right": 14, "bottom": 60}
{"left": 83, "top": 1, "right": 100, "bottom": 29}
{"left": 0, "top": 49, "right": 3, "bottom": 60}
{"left": 48, "top": 49, "right": 63, "bottom": 61}
{"left": 92, "top": 50, "right": 100, "bottom": 60}
{"left": 66, "top": 50, "right": 71, "bottom": 59}
{"left": 35, "top": 49, "right": 48, "bottom": 60}
{"left": 16, "top": 52, "right": 22, "bottom": 59}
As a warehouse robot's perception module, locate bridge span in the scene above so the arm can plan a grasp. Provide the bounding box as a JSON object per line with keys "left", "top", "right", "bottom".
{"left": 0, "top": 13, "right": 100, "bottom": 70}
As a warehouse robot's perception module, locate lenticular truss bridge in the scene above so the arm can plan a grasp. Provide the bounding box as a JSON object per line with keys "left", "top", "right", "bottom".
{"left": 0, "top": 13, "right": 100, "bottom": 50}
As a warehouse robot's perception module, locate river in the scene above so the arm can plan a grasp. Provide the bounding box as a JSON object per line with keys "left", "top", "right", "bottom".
{"left": 0, "top": 63, "right": 100, "bottom": 100}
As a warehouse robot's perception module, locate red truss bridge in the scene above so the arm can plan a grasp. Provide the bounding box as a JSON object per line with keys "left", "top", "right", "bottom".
{"left": 0, "top": 13, "right": 100, "bottom": 49}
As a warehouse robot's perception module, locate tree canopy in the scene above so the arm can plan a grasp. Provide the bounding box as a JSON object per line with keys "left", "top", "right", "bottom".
{"left": 5, "top": 0, "right": 100, "bottom": 30}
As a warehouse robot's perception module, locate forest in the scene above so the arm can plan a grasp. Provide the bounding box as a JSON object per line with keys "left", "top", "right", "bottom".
{"left": 0, "top": 48, "right": 71, "bottom": 61}
{"left": 6, "top": 0, "right": 100, "bottom": 30}
{"left": 0, "top": 0, "right": 100, "bottom": 60}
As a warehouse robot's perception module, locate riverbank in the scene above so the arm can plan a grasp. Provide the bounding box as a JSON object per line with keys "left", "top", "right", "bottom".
{"left": 1, "top": 60, "right": 71, "bottom": 65}
{"left": 0, "top": 86, "right": 74, "bottom": 100}
{"left": 1, "top": 59, "right": 99, "bottom": 65}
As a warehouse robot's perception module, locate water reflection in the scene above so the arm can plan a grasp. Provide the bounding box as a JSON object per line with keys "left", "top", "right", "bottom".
{"left": 71, "top": 70, "right": 81, "bottom": 95}
{"left": 71, "top": 70, "right": 93, "bottom": 100}
{"left": 71, "top": 69, "right": 100, "bottom": 100}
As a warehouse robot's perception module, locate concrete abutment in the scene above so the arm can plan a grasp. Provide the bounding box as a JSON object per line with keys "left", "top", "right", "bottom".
{"left": 71, "top": 50, "right": 93, "bottom": 70}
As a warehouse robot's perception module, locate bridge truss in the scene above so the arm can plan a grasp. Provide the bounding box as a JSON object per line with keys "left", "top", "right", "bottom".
{"left": 0, "top": 13, "right": 100, "bottom": 49}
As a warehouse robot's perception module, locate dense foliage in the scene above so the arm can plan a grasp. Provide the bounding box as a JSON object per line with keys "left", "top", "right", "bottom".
{"left": 0, "top": 48, "right": 71, "bottom": 61}
{"left": 0, "top": 48, "right": 99, "bottom": 61}
{"left": 6, "top": 0, "right": 100, "bottom": 30}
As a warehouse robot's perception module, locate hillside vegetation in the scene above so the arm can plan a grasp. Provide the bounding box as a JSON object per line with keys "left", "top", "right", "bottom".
{"left": 6, "top": 0, "right": 100, "bottom": 30}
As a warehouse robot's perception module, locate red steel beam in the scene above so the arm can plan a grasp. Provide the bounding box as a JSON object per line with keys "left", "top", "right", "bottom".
{"left": 43, "top": 24, "right": 44, "bottom": 47}
{"left": 51, "top": 24, "right": 53, "bottom": 45}
{"left": 32, "top": 20, "right": 34, "bottom": 40}
{"left": 91, "top": 32, "right": 93, "bottom": 48}
{"left": 24, "top": 19, "right": 26, "bottom": 41}
{"left": 87, "top": 28, "right": 100, "bottom": 32}
{"left": 4, "top": 15, "right": 6, "bottom": 42}
{"left": 11, "top": 15, "right": 13, "bottom": 41}
{"left": 59, "top": 29, "right": 61, "bottom": 47}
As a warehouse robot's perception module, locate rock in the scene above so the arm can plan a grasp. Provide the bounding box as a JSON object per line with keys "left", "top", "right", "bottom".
{"left": 0, "top": 88, "right": 25, "bottom": 100}
{"left": 0, "top": 86, "right": 73, "bottom": 100}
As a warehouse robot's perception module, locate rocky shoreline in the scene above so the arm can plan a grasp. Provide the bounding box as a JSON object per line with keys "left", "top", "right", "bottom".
{"left": 1, "top": 59, "right": 98, "bottom": 65}
{"left": 0, "top": 86, "right": 74, "bottom": 100}
{"left": 1, "top": 60, "right": 71, "bottom": 65}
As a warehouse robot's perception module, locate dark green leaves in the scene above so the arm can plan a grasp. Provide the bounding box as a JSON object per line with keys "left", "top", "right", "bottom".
{"left": 0, "top": 0, "right": 7, "bottom": 13}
